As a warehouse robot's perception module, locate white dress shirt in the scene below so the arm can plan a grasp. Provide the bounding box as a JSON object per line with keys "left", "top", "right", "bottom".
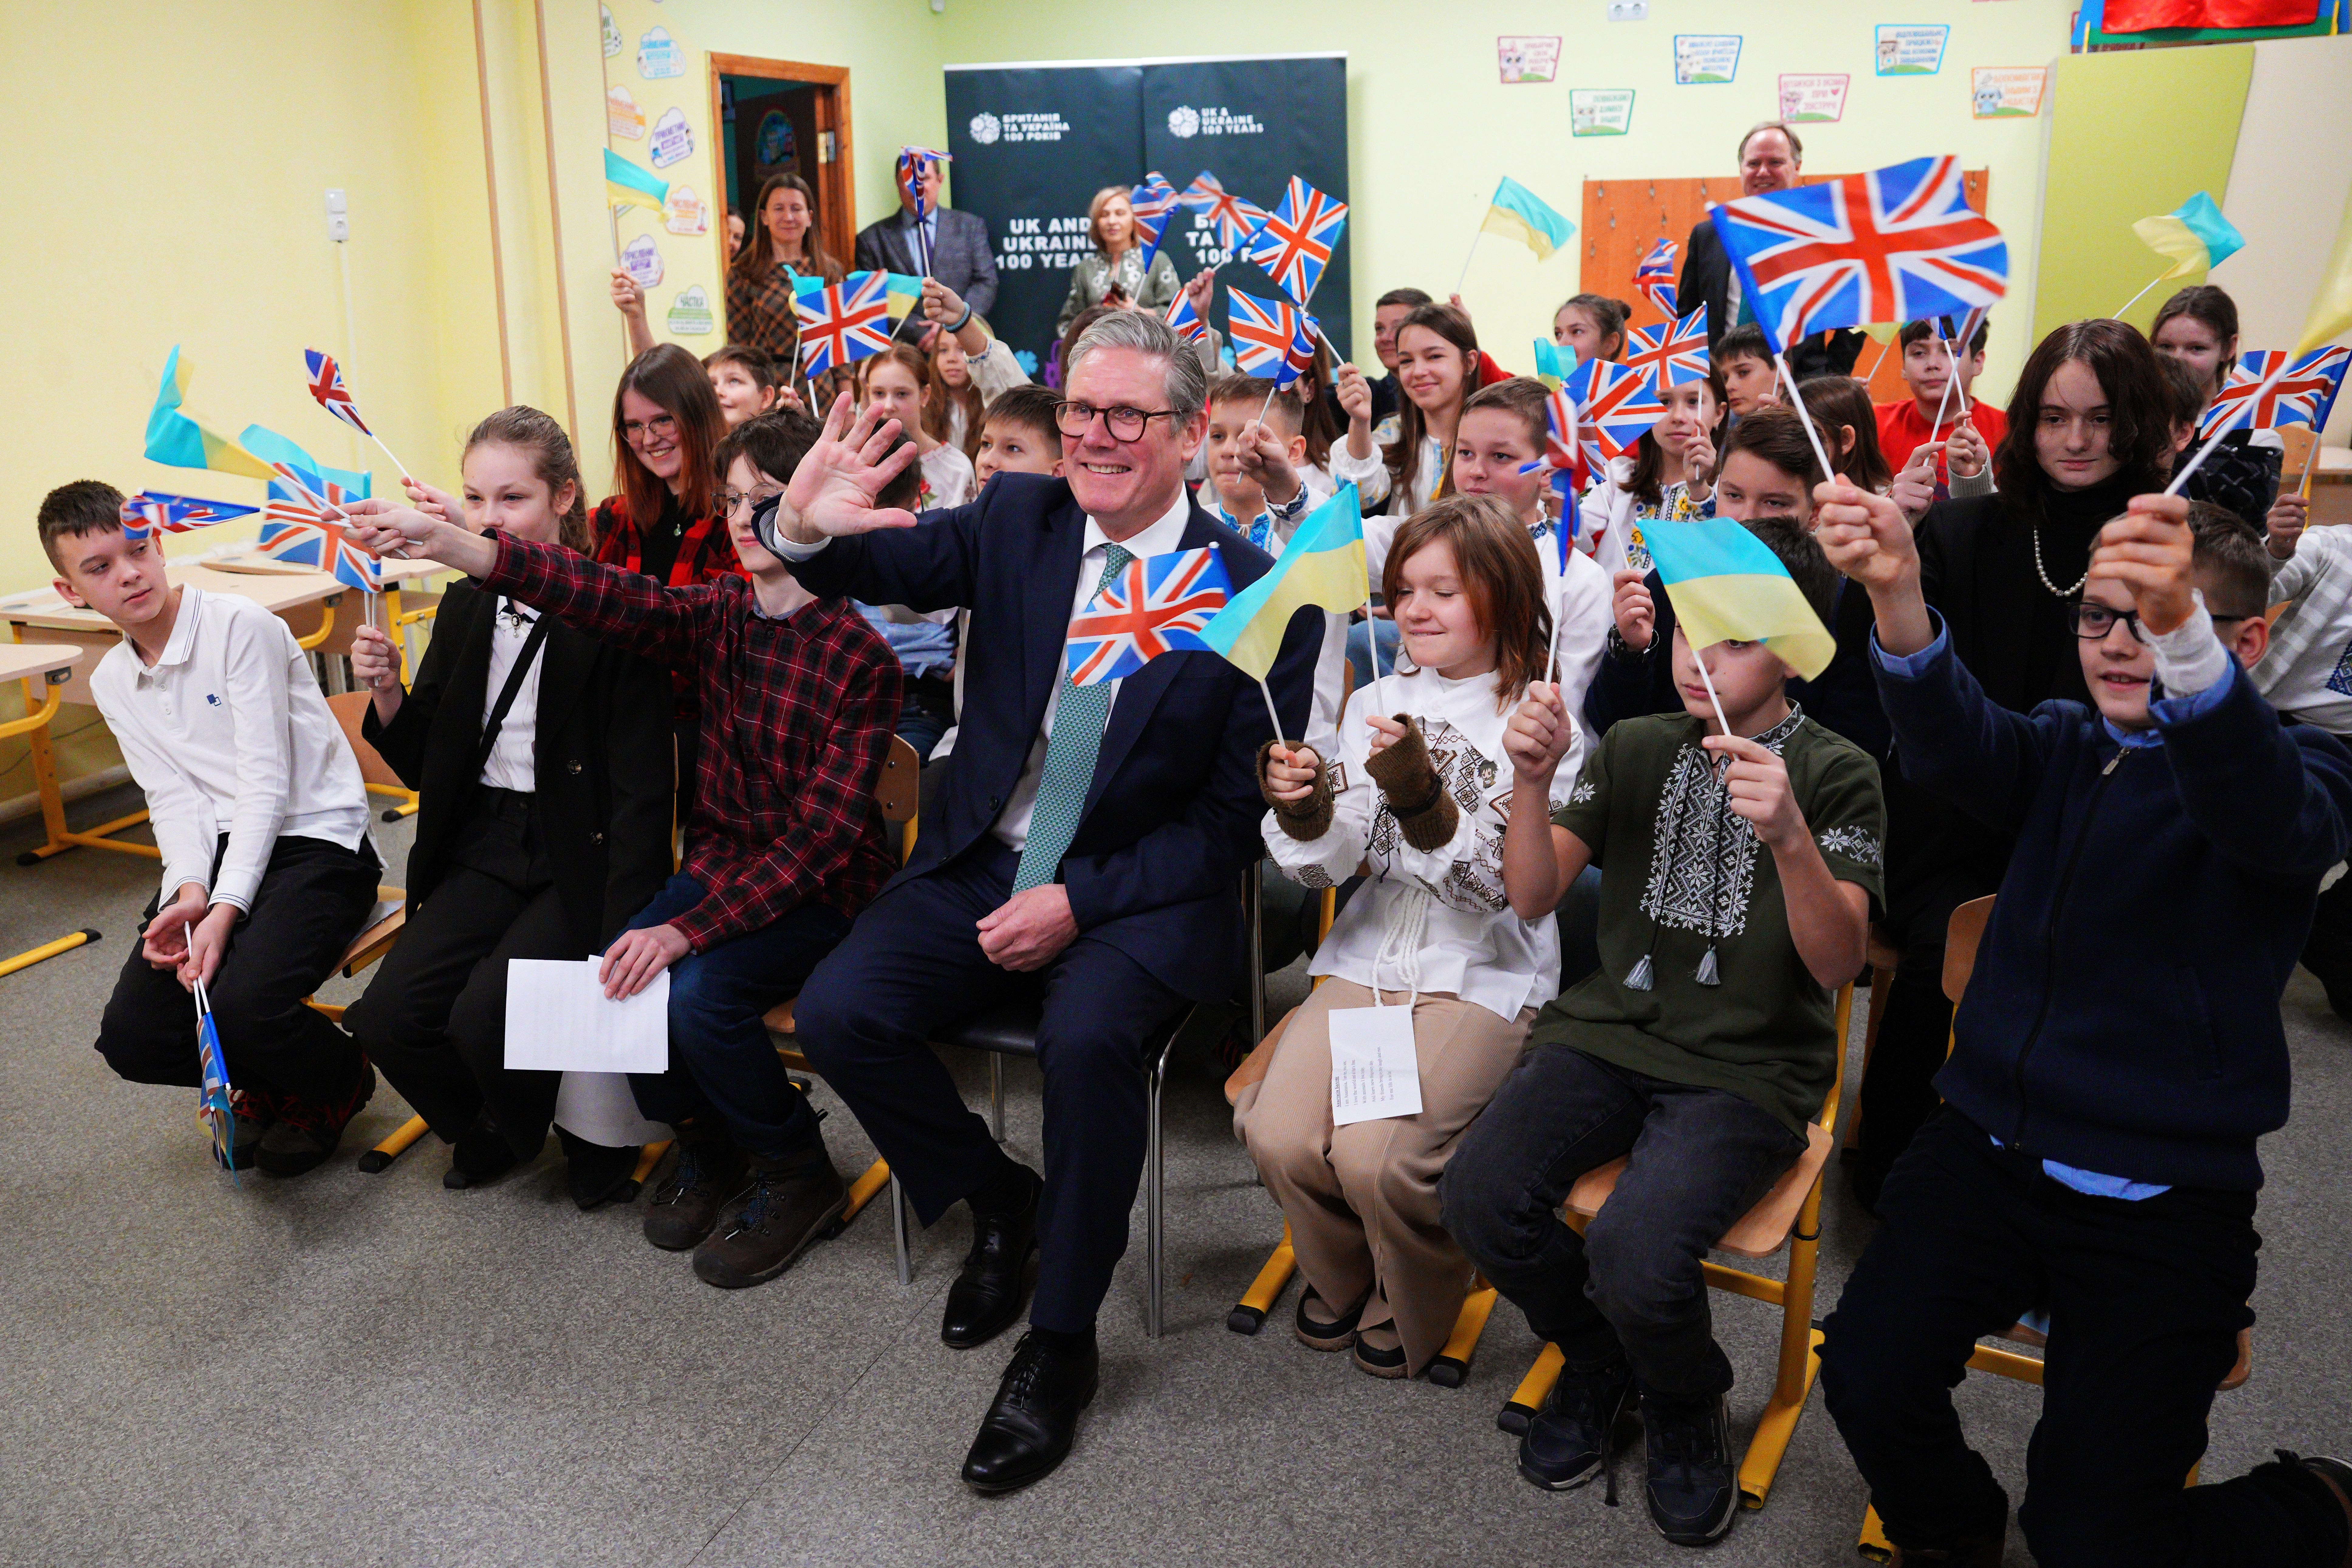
{"left": 479, "top": 598, "right": 543, "bottom": 791}
{"left": 91, "top": 586, "right": 372, "bottom": 912}
{"left": 991, "top": 489, "right": 1196, "bottom": 852}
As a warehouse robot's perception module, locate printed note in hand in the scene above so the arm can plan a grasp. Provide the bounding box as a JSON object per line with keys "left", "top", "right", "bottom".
{"left": 1329, "top": 1005, "right": 1422, "bottom": 1126}
{"left": 502, "top": 959, "right": 670, "bottom": 1073}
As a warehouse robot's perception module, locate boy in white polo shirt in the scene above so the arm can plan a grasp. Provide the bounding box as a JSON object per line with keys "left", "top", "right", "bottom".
{"left": 39, "top": 481, "right": 380, "bottom": 1176}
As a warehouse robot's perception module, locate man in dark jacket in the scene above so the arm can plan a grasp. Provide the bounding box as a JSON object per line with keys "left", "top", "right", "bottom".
{"left": 855, "top": 154, "right": 997, "bottom": 342}
{"left": 1811, "top": 483, "right": 2352, "bottom": 1568}
{"left": 1679, "top": 122, "right": 1861, "bottom": 383}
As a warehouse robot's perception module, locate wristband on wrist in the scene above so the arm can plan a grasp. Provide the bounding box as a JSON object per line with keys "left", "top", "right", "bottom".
{"left": 948, "top": 303, "right": 974, "bottom": 333}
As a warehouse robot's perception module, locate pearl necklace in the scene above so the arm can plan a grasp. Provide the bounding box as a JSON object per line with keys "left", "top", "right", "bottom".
{"left": 2032, "top": 524, "right": 2089, "bottom": 599}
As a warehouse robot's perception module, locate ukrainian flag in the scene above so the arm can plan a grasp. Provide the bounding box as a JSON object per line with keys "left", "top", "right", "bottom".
{"left": 1642, "top": 518, "right": 1835, "bottom": 681}
{"left": 1480, "top": 178, "right": 1574, "bottom": 262}
{"left": 794, "top": 272, "right": 926, "bottom": 317}
{"left": 239, "top": 424, "right": 372, "bottom": 502}
{"left": 2133, "top": 192, "right": 2244, "bottom": 282}
{"left": 145, "top": 346, "right": 274, "bottom": 481}
{"left": 1197, "top": 484, "right": 1369, "bottom": 680}
{"left": 605, "top": 148, "right": 669, "bottom": 215}
{"left": 1532, "top": 339, "right": 1576, "bottom": 388}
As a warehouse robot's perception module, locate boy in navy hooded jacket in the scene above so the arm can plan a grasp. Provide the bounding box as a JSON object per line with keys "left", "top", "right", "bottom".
{"left": 1810, "top": 485, "right": 2352, "bottom": 1568}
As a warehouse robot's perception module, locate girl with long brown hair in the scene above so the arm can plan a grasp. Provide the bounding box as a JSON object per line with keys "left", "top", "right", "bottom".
{"left": 1243, "top": 493, "right": 1569, "bottom": 1382}
{"left": 1579, "top": 363, "right": 1728, "bottom": 577}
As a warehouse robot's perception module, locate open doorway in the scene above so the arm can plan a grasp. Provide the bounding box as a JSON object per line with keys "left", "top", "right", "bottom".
{"left": 706, "top": 56, "right": 854, "bottom": 286}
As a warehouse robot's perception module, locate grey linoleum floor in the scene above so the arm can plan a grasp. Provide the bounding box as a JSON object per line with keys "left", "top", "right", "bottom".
{"left": 3, "top": 784, "right": 2348, "bottom": 1567}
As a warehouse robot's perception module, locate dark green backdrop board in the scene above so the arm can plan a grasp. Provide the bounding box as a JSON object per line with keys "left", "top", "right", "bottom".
{"left": 943, "top": 54, "right": 1351, "bottom": 371}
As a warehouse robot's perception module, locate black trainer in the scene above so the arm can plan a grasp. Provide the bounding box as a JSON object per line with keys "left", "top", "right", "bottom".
{"left": 443, "top": 1116, "right": 522, "bottom": 1190}
{"left": 642, "top": 1121, "right": 748, "bottom": 1251}
{"left": 1518, "top": 1356, "right": 1637, "bottom": 1495}
{"left": 254, "top": 1063, "right": 375, "bottom": 1178}
{"left": 1641, "top": 1388, "right": 1738, "bottom": 1546}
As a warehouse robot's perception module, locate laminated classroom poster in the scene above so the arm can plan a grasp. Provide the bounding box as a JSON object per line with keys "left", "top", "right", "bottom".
{"left": 665, "top": 286, "right": 714, "bottom": 336}
{"left": 607, "top": 85, "right": 645, "bottom": 140}
{"left": 1498, "top": 36, "right": 1562, "bottom": 84}
{"left": 1970, "top": 66, "right": 2049, "bottom": 118}
{"left": 649, "top": 106, "right": 694, "bottom": 168}
{"left": 663, "top": 185, "right": 709, "bottom": 235}
{"left": 1673, "top": 35, "right": 1743, "bottom": 85}
{"left": 1777, "top": 73, "right": 1850, "bottom": 122}
{"left": 1874, "top": 24, "right": 1951, "bottom": 75}
{"left": 601, "top": 3, "right": 622, "bottom": 57}
{"left": 637, "top": 26, "right": 683, "bottom": 80}
{"left": 1570, "top": 89, "right": 1636, "bottom": 136}
{"left": 621, "top": 232, "right": 663, "bottom": 288}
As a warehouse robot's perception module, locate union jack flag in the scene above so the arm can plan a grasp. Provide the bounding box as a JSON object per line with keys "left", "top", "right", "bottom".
{"left": 1131, "top": 171, "right": 1181, "bottom": 271}
{"left": 1707, "top": 155, "right": 2008, "bottom": 357}
{"left": 895, "top": 146, "right": 950, "bottom": 220}
{"left": 1566, "top": 356, "right": 1667, "bottom": 469}
{"left": 1243, "top": 176, "right": 1348, "bottom": 309}
{"left": 118, "top": 491, "right": 258, "bottom": 539}
{"left": 2198, "top": 347, "right": 2351, "bottom": 440}
{"left": 1179, "top": 171, "right": 1271, "bottom": 253}
{"left": 1164, "top": 290, "right": 1209, "bottom": 347}
{"left": 259, "top": 463, "right": 383, "bottom": 591}
{"left": 1064, "top": 546, "right": 1234, "bottom": 686}
{"left": 793, "top": 271, "right": 894, "bottom": 375}
{"left": 1227, "top": 293, "right": 1316, "bottom": 388}
{"left": 1518, "top": 384, "right": 1590, "bottom": 531}
{"left": 303, "top": 348, "right": 372, "bottom": 437}
{"left": 1622, "top": 304, "right": 1711, "bottom": 395}
{"left": 1635, "top": 238, "right": 1679, "bottom": 318}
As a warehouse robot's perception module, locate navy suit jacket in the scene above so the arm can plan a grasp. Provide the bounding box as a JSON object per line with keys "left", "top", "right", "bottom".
{"left": 786, "top": 473, "right": 1321, "bottom": 1002}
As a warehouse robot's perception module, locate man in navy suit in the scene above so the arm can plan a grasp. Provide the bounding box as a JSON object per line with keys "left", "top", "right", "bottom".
{"left": 772, "top": 311, "right": 1321, "bottom": 1494}
{"left": 854, "top": 156, "right": 998, "bottom": 341}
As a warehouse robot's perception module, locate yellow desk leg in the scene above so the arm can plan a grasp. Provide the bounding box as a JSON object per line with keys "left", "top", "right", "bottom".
{"left": 1858, "top": 1504, "right": 1895, "bottom": 1562}
{"left": 0, "top": 926, "right": 100, "bottom": 980}
{"left": 295, "top": 596, "right": 339, "bottom": 653}
{"left": 356, "top": 1113, "right": 431, "bottom": 1173}
{"left": 14, "top": 672, "right": 157, "bottom": 865}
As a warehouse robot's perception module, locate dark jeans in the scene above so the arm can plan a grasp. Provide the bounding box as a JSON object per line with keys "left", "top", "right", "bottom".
{"left": 896, "top": 673, "right": 956, "bottom": 763}
{"left": 1851, "top": 867, "right": 1988, "bottom": 1210}
{"left": 621, "top": 872, "right": 850, "bottom": 1161}
{"left": 1822, "top": 1108, "right": 2341, "bottom": 1565}
{"left": 793, "top": 836, "right": 1188, "bottom": 1333}
{"left": 344, "top": 791, "right": 577, "bottom": 1155}
{"left": 1442, "top": 1045, "right": 1804, "bottom": 1399}
{"left": 96, "top": 834, "right": 379, "bottom": 1105}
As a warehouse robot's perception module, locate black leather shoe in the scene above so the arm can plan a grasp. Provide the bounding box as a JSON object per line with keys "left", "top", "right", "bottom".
{"left": 942, "top": 1168, "right": 1041, "bottom": 1349}
{"left": 960, "top": 1330, "right": 1099, "bottom": 1495}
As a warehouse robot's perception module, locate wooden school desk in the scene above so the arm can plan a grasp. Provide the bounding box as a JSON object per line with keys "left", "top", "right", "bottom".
{"left": 0, "top": 641, "right": 100, "bottom": 977}
{"left": 0, "top": 565, "right": 349, "bottom": 865}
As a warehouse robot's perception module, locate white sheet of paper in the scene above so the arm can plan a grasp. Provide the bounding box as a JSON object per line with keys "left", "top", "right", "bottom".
{"left": 1328, "top": 1004, "right": 1423, "bottom": 1126}
{"left": 503, "top": 960, "right": 670, "bottom": 1074}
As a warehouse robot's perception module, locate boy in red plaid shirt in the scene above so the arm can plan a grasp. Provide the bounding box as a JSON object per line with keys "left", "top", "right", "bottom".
{"left": 350, "top": 411, "right": 902, "bottom": 1288}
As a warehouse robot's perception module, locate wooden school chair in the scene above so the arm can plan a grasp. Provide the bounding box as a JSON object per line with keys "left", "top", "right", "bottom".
{"left": 325, "top": 690, "right": 422, "bottom": 825}
{"left": 1495, "top": 980, "right": 1858, "bottom": 1515}
{"left": 1854, "top": 896, "right": 2254, "bottom": 1558}
{"left": 760, "top": 736, "right": 923, "bottom": 1279}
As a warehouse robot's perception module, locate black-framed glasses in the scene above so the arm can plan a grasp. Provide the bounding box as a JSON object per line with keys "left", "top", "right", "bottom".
{"left": 2074, "top": 601, "right": 2254, "bottom": 643}
{"left": 621, "top": 412, "right": 679, "bottom": 444}
{"left": 1055, "top": 401, "right": 1180, "bottom": 443}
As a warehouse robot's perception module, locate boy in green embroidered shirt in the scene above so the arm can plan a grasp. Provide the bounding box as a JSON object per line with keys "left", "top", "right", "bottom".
{"left": 1441, "top": 515, "right": 1883, "bottom": 1547}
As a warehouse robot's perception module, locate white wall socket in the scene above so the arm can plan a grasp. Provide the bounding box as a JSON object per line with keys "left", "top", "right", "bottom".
{"left": 1608, "top": 1, "right": 1648, "bottom": 18}
{"left": 325, "top": 188, "right": 349, "bottom": 244}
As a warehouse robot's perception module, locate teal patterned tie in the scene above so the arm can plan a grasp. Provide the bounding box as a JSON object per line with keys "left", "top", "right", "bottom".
{"left": 1014, "top": 542, "right": 1132, "bottom": 892}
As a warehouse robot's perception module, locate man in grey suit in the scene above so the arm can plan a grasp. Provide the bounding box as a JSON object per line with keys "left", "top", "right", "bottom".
{"left": 855, "top": 157, "right": 998, "bottom": 341}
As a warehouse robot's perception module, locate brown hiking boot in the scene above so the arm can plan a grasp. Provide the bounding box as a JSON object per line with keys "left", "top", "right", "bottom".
{"left": 692, "top": 1157, "right": 848, "bottom": 1288}
{"left": 255, "top": 1064, "right": 375, "bottom": 1178}
{"left": 642, "top": 1121, "right": 748, "bottom": 1251}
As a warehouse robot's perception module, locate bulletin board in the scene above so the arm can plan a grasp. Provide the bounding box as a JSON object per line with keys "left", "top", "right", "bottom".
{"left": 1581, "top": 171, "right": 1991, "bottom": 402}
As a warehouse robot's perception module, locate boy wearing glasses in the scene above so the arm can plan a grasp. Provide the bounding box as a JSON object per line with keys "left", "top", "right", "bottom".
{"left": 1811, "top": 487, "right": 2352, "bottom": 1566}
{"left": 347, "top": 411, "right": 905, "bottom": 1291}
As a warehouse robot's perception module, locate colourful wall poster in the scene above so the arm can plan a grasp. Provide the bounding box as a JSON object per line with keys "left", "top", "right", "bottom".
{"left": 1874, "top": 24, "right": 1950, "bottom": 76}
{"left": 1970, "top": 66, "right": 2049, "bottom": 118}
{"left": 755, "top": 110, "right": 796, "bottom": 168}
{"left": 649, "top": 106, "right": 694, "bottom": 168}
{"left": 666, "top": 286, "right": 715, "bottom": 337}
{"left": 621, "top": 233, "right": 664, "bottom": 288}
{"left": 607, "top": 85, "right": 645, "bottom": 140}
{"left": 600, "top": 3, "right": 621, "bottom": 57}
{"left": 1570, "top": 89, "right": 1636, "bottom": 136}
{"left": 1673, "top": 35, "right": 1742, "bottom": 85}
{"left": 637, "top": 26, "right": 683, "bottom": 80}
{"left": 1498, "top": 36, "right": 1562, "bottom": 84}
{"left": 1776, "top": 73, "right": 1850, "bottom": 122}
{"left": 664, "top": 185, "right": 709, "bottom": 236}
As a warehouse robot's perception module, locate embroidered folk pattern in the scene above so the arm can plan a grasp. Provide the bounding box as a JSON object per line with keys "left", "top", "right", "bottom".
{"left": 1368, "top": 716, "right": 1512, "bottom": 913}
{"left": 1816, "top": 824, "right": 1882, "bottom": 868}
{"left": 1638, "top": 709, "right": 1803, "bottom": 938}
{"left": 2326, "top": 640, "right": 2352, "bottom": 699}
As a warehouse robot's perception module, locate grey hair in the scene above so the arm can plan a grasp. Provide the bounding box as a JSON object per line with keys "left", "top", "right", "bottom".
{"left": 1066, "top": 309, "right": 1207, "bottom": 419}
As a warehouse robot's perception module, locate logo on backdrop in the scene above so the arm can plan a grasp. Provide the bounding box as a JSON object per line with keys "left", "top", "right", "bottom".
{"left": 1167, "top": 106, "right": 1265, "bottom": 139}
{"left": 969, "top": 112, "right": 1002, "bottom": 145}
{"left": 965, "top": 111, "right": 1070, "bottom": 144}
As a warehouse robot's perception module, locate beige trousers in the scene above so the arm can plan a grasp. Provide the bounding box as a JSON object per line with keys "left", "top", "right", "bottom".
{"left": 1234, "top": 978, "right": 1534, "bottom": 1376}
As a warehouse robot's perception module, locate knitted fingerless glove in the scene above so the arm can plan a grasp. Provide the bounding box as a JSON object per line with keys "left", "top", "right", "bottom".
{"left": 1257, "top": 739, "right": 1334, "bottom": 840}
{"left": 1362, "top": 716, "right": 1459, "bottom": 852}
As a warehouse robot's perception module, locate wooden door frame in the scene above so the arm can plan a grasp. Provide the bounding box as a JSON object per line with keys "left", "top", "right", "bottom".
{"left": 707, "top": 55, "right": 855, "bottom": 289}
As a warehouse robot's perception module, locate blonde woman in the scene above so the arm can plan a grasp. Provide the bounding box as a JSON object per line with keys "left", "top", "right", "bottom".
{"left": 1055, "top": 185, "right": 1182, "bottom": 335}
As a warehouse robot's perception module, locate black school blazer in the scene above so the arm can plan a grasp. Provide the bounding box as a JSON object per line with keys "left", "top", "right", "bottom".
{"left": 363, "top": 577, "right": 675, "bottom": 955}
